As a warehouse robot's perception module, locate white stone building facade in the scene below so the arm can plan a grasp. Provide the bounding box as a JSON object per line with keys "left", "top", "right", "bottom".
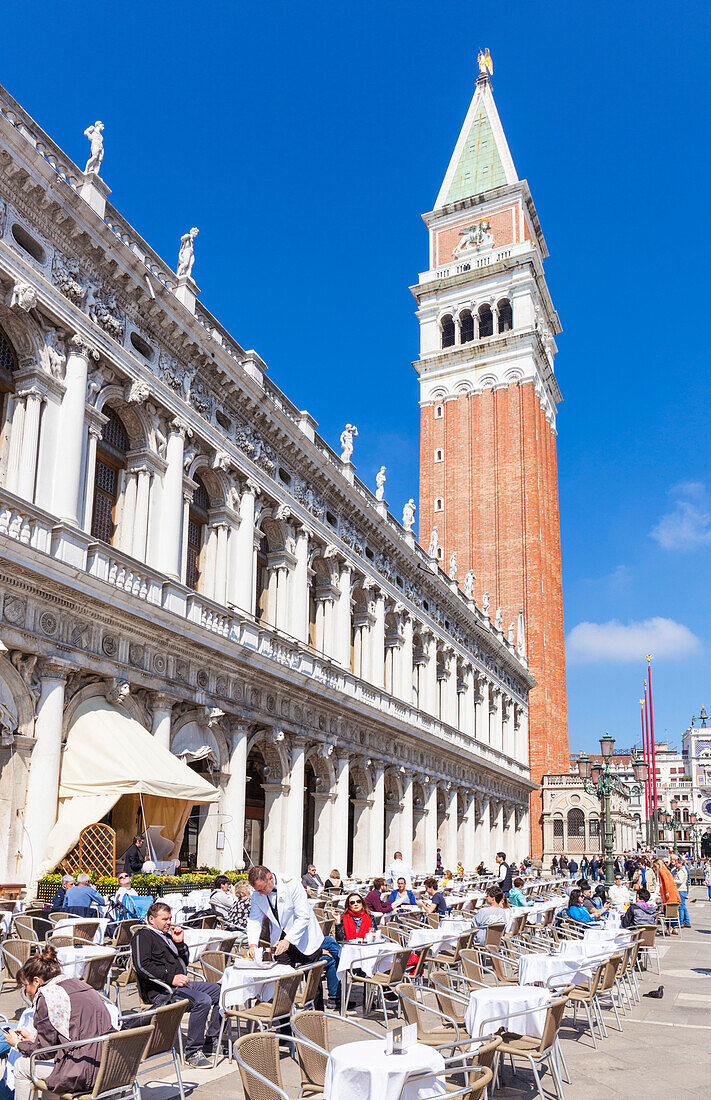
{"left": 0, "top": 83, "right": 535, "bottom": 884}
{"left": 541, "top": 775, "right": 637, "bottom": 865}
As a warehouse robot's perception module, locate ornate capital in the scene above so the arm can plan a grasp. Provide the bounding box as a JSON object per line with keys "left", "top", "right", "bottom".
{"left": 38, "top": 657, "right": 76, "bottom": 682}
{"left": 170, "top": 416, "right": 193, "bottom": 439}
{"left": 151, "top": 691, "right": 176, "bottom": 711}
{"left": 69, "top": 333, "right": 100, "bottom": 360}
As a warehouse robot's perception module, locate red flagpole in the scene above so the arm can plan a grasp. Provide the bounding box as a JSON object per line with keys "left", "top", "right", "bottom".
{"left": 640, "top": 697, "right": 649, "bottom": 820}
{"left": 647, "top": 656, "right": 658, "bottom": 812}
{"left": 644, "top": 680, "right": 651, "bottom": 804}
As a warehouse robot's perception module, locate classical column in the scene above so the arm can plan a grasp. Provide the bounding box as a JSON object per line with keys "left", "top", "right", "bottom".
{"left": 399, "top": 771, "right": 414, "bottom": 867}
{"left": 219, "top": 723, "right": 248, "bottom": 868}
{"left": 21, "top": 660, "right": 74, "bottom": 881}
{"left": 285, "top": 735, "right": 306, "bottom": 875}
{"left": 290, "top": 526, "right": 310, "bottom": 643}
{"left": 491, "top": 800, "right": 503, "bottom": 863}
{"left": 262, "top": 781, "right": 287, "bottom": 869}
{"left": 351, "top": 793, "right": 371, "bottom": 877}
{"left": 370, "top": 591, "right": 385, "bottom": 687}
{"left": 424, "top": 782, "right": 439, "bottom": 875}
{"left": 474, "top": 795, "right": 490, "bottom": 866}
{"left": 82, "top": 426, "right": 102, "bottom": 531}
{"left": 421, "top": 632, "right": 438, "bottom": 717}
{"left": 444, "top": 650, "right": 458, "bottom": 726}
{"left": 212, "top": 521, "right": 230, "bottom": 606}
{"left": 331, "top": 753, "right": 350, "bottom": 872}
{"left": 150, "top": 692, "right": 174, "bottom": 750}
{"left": 5, "top": 393, "right": 26, "bottom": 494}
{"left": 336, "top": 562, "right": 352, "bottom": 669}
{"left": 130, "top": 467, "right": 151, "bottom": 562}
{"left": 53, "top": 336, "right": 95, "bottom": 526}
{"left": 400, "top": 612, "right": 413, "bottom": 704}
{"left": 120, "top": 471, "right": 138, "bottom": 554}
{"left": 369, "top": 762, "right": 386, "bottom": 875}
{"left": 16, "top": 388, "right": 44, "bottom": 502}
{"left": 489, "top": 687, "right": 502, "bottom": 751}
{"left": 502, "top": 698, "right": 514, "bottom": 758}
{"left": 479, "top": 678, "right": 491, "bottom": 743}
{"left": 446, "top": 785, "right": 459, "bottom": 868}
{"left": 461, "top": 791, "right": 476, "bottom": 871}
{"left": 462, "top": 665, "right": 476, "bottom": 737}
{"left": 231, "top": 482, "right": 256, "bottom": 613}
{"left": 159, "top": 419, "right": 190, "bottom": 579}
{"left": 312, "top": 789, "right": 333, "bottom": 873}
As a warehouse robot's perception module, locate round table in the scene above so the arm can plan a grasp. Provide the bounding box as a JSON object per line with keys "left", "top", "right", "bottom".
{"left": 56, "top": 945, "right": 114, "bottom": 979}
{"left": 465, "top": 985, "right": 552, "bottom": 1039}
{"left": 518, "top": 952, "right": 595, "bottom": 989}
{"left": 219, "top": 961, "right": 296, "bottom": 1010}
{"left": 324, "top": 1039, "right": 446, "bottom": 1100}
{"left": 52, "top": 918, "right": 110, "bottom": 944}
{"left": 181, "top": 928, "right": 222, "bottom": 961}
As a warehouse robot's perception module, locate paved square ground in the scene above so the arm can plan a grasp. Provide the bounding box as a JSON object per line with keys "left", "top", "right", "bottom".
{"left": 2, "top": 885, "right": 709, "bottom": 1099}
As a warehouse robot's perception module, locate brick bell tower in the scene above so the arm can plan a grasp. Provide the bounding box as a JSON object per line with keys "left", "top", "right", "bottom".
{"left": 412, "top": 59, "right": 569, "bottom": 857}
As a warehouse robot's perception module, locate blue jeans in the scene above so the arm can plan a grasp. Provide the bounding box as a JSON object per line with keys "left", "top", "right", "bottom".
{"left": 320, "top": 935, "right": 341, "bottom": 999}
{"left": 678, "top": 891, "right": 690, "bottom": 927}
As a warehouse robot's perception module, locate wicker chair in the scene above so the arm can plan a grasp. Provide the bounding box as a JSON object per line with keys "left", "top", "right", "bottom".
{"left": 349, "top": 947, "right": 411, "bottom": 1024}
{"left": 214, "top": 971, "right": 303, "bottom": 1065}
{"left": 13, "top": 916, "right": 39, "bottom": 942}
{"left": 200, "top": 950, "right": 229, "bottom": 982}
{"left": 72, "top": 921, "right": 101, "bottom": 945}
{"left": 293, "top": 960, "right": 327, "bottom": 1012}
{"left": 291, "top": 1009, "right": 381, "bottom": 1097}
{"left": 1, "top": 939, "right": 36, "bottom": 990}
{"left": 106, "top": 920, "right": 142, "bottom": 949}
{"left": 492, "top": 996, "right": 568, "bottom": 1100}
{"left": 566, "top": 961, "right": 606, "bottom": 1049}
{"left": 82, "top": 952, "right": 116, "bottom": 995}
{"left": 430, "top": 970, "right": 468, "bottom": 1027}
{"left": 138, "top": 1000, "right": 189, "bottom": 1100}
{"left": 234, "top": 1031, "right": 327, "bottom": 1100}
{"left": 30, "top": 1024, "right": 154, "bottom": 1100}
{"left": 46, "top": 935, "right": 74, "bottom": 949}
{"left": 396, "top": 981, "right": 461, "bottom": 1050}
{"left": 634, "top": 924, "right": 660, "bottom": 974}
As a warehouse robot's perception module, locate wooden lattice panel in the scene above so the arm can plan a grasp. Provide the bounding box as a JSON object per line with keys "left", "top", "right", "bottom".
{"left": 78, "top": 823, "right": 116, "bottom": 878}
{"left": 58, "top": 844, "right": 82, "bottom": 875}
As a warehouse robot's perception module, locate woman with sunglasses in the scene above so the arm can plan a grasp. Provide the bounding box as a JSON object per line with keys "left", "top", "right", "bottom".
{"left": 335, "top": 893, "right": 373, "bottom": 942}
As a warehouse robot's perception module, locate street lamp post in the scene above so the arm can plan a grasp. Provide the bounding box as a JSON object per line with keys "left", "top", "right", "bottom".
{"left": 577, "top": 736, "right": 648, "bottom": 886}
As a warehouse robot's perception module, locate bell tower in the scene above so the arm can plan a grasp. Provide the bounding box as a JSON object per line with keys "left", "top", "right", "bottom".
{"left": 413, "top": 59, "right": 568, "bottom": 856}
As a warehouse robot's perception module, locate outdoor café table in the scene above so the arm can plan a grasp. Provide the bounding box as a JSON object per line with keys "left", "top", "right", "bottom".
{"left": 465, "top": 985, "right": 552, "bottom": 1039}
{"left": 52, "top": 917, "right": 110, "bottom": 944}
{"left": 517, "top": 952, "right": 596, "bottom": 990}
{"left": 182, "top": 927, "right": 221, "bottom": 962}
{"left": 56, "top": 944, "right": 114, "bottom": 979}
{"left": 527, "top": 897, "right": 568, "bottom": 925}
{"left": 219, "top": 960, "right": 297, "bottom": 1010}
{"left": 324, "top": 1038, "right": 446, "bottom": 1100}
{"left": 582, "top": 927, "right": 632, "bottom": 951}
{"left": 336, "top": 939, "right": 399, "bottom": 1013}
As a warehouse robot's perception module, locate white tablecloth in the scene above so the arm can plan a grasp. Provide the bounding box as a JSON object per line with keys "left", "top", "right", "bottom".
{"left": 407, "top": 923, "right": 468, "bottom": 953}
{"left": 220, "top": 961, "right": 296, "bottom": 1010}
{"left": 527, "top": 897, "right": 568, "bottom": 925}
{"left": 182, "top": 928, "right": 222, "bottom": 961}
{"left": 336, "top": 940, "right": 397, "bottom": 980}
{"left": 582, "top": 927, "right": 631, "bottom": 951}
{"left": 465, "top": 985, "right": 552, "bottom": 1039}
{"left": 518, "top": 952, "right": 594, "bottom": 989}
{"left": 324, "top": 1039, "right": 446, "bottom": 1100}
{"left": 52, "top": 918, "right": 110, "bottom": 944}
{"left": 56, "top": 945, "right": 113, "bottom": 979}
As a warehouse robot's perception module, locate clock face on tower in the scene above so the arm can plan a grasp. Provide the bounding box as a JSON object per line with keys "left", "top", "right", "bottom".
{"left": 702, "top": 798, "right": 711, "bottom": 818}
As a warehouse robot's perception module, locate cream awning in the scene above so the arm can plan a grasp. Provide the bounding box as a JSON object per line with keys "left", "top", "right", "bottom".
{"left": 36, "top": 697, "right": 219, "bottom": 881}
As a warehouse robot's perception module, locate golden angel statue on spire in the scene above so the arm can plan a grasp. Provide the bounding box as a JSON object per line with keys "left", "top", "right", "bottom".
{"left": 477, "top": 48, "right": 493, "bottom": 76}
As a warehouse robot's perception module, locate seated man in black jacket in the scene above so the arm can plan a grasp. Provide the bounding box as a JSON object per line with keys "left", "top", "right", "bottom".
{"left": 131, "top": 901, "right": 221, "bottom": 1068}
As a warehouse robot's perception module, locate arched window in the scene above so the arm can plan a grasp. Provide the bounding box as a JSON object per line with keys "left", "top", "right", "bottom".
{"left": 478, "top": 304, "right": 493, "bottom": 338}
{"left": 434, "top": 448, "right": 443, "bottom": 463}
{"left": 552, "top": 817, "right": 564, "bottom": 851}
{"left": 434, "top": 497, "right": 443, "bottom": 512}
{"left": 434, "top": 404, "right": 444, "bottom": 419}
{"left": 441, "top": 315, "right": 455, "bottom": 348}
{"left": 497, "top": 299, "right": 513, "bottom": 333}
{"left": 91, "top": 408, "right": 129, "bottom": 544}
{"left": 460, "top": 310, "right": 474, "bottom": 343}
{"left": 186, "top": 476, "right": 209, "bottom": 591}
{"left": 0, "top": 328, "right": 17, "bottom": 464}
{"left": 567, "top": 807, "right": 585, "bottom": 837}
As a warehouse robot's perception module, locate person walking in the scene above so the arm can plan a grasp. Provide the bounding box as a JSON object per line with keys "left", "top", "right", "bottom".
{"left": 673, "top": 856, "right": 691, "bottom": 928}
{"left": 703, "top": 859, "right": 711, "bottom": 901}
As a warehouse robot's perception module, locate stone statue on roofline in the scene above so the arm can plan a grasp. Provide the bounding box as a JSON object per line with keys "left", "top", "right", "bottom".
{"left": 482, "top": 591, "right": 490, "bottom": 616}
{"left": 463, "top": 570, "right": 475, "bottom": 600}
{"left": 428, "top": 526, "right": 439, "bottom": 559}
{"left": 494, "top": 607, "right": 503, "bottom": 631}
{"left": 402, "top": 498, "right": 416, "bottom": 531}
{"left": 83, "top": 121, "right": 104, "bottom": 175}
{"left": 448, "top": 551, "right": 457, "bottom": 581}
{"left": 340, "top": 424, "right": 358, "bottom": 463}
{"left": 177, "top": 227, "right": 199, "bottom": 278}
{"left": 375, "top": 465, "right": 386, "bottom": 501}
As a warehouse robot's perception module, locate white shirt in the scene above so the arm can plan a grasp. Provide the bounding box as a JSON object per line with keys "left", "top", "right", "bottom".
{"left": 609, "top": 884, "right": 632, "bottom": 909}
{"left": 385, "top": 858, "right": 413, "bottom": 889}
{"left": 673, "top": 865, "right": 688, "bottom": 891}
{"left": 246, "top": 874, "right": 323, "bottom": 956}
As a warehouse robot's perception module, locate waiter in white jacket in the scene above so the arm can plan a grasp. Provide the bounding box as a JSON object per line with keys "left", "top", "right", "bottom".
{"left": 385, "top": 851, "right": 414, "bottom": 890}
{"left": 246, "top": 865, "right": 324, "bottom": 967}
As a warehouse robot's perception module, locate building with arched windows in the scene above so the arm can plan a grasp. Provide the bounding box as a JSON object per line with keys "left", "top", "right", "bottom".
{"left": 541, "top": 774, "right": 638, "bottom": 865}
{"left": 0, "top": 80, "right": 536, "bottom": 885}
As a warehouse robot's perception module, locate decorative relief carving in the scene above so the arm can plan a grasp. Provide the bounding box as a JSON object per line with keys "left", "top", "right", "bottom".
{"left": 152, "top": 652, "right": 167, "bottom": 674}
{"left": 196, "top": 668, "right": 209, "bottom": 689}
{"left": 128, "top": 642, "right": 145, "bottom": 667}
{"left": 101, "top": 633, "right": 119, "bottom": 658}
{"left": 53, "top": 253, "right": 86, "bottom": 305}
{"left": 38, "top": 610, "right": 59, "bottom": 636}
{"left": 3, "top": 595, "right": 26, "bottom": 626}
{"left": 86, "top": 284, "right": 125, "bottom": 340}
{"left": 10, "top": 282, "right": 37, "bottom": 312}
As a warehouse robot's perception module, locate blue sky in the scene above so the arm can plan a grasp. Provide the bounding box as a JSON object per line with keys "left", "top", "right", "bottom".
{"left": 4, "top": 0, "right": 710, "bottom": 755}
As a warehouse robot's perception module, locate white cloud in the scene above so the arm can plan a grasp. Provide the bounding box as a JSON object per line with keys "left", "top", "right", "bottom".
{"left": 651, "top": 482, "right": 711, "bottom": 550}
{"left": 566, "top": 617, "right": 700, "bottom": 664}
